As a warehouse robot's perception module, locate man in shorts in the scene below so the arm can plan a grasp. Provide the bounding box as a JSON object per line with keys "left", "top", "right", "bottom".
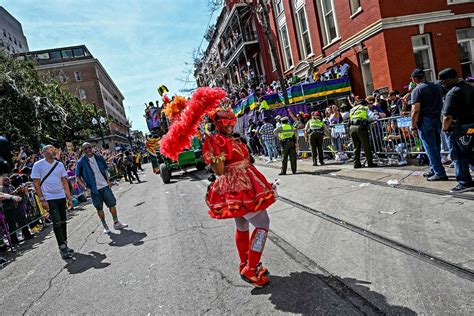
{"left": 76, "top": 143, "right": 128, "bottom": 234}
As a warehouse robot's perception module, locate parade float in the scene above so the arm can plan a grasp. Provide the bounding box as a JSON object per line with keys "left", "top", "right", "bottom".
{"left": 144, "top": 85, "right": 210, "bottom": 184}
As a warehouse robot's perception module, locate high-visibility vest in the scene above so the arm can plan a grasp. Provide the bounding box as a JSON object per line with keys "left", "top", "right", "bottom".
{"left": 309, "top": 118, "right": 323, "bottom": 130}
{"left": 278, "top": 124, "right": 295, "bottom": 140}
{"left": 349, "top": 105, "right": 369, "bottom": 120}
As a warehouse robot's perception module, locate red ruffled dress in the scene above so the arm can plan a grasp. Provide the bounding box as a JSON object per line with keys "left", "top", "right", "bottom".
{"left": 202, "top": 134, "right": 276, "bottom": 219}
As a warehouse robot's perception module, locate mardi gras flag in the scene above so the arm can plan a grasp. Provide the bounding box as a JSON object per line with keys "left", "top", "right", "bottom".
{"left": 302, "top": 77, "right": 352, "bottom": 103}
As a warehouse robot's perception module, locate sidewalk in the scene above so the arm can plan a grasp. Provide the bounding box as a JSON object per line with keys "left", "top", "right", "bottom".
{"left": 254, "top": 155, "right": 474, "bottom": 197}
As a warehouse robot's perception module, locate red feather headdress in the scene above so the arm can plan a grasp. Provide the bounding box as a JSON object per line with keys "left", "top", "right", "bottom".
{"left": 160, "top": 87, "right": 226, "bottom": 161}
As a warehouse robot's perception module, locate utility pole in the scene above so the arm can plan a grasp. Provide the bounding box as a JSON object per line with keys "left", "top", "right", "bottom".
{"left": 256, "top": 0, "right": 289, "bottom": 105}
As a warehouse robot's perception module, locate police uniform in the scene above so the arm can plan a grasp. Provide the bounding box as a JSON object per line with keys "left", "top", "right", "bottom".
{"left": 274, "top": 117, "right": 297, "bottom": 175}
{"left": 305, "top": 114, "right": 325, "bottom": 166}
{"left": 349, "top": 103, "right": 375, "bottom": 168}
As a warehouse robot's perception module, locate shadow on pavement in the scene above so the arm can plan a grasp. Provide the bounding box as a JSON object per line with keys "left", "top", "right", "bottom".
{"left": 108, "top": 228, "right": 147, "bottom": 247}
{"left": 65, "top": 251, "right": 110, "bottom": 274}
{"left": 251, "top": 271, "right": 416, "bottom": 315}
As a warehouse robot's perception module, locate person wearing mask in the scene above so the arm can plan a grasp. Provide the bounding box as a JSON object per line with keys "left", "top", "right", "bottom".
{"left": 305, "top": 112, "right": 326, "bottom": 166}
{"left": 76, "top": 143, "right": 128, "bottom": 234}
{"left": 349, "top": 100, "right": 377, "bottom": 168}
{"left": 439, "top": 68, "right": 474, "bottom": 192}
{"left": 410, "top": 69, "right": 448, "bottom": 181}
{"left": 31, "top": 145, "right": 74, "bottom": 259}
{"left": 274, "top": 117, "right": 298, "bottom": 175}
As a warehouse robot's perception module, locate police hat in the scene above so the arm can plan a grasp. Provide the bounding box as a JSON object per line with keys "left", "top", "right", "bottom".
{"left": 280, "top": 116, "right": 289, "bottom": 122}
{"left": 275, "top": 115, "right": 281, "bottom": 120}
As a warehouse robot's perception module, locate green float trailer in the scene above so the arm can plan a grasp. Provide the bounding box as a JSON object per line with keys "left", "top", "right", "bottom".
{"left": 158, "top": 136, "right": 206, "bottom": 184}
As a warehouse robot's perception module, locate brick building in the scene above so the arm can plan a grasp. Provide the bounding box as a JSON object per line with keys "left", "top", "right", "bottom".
{"left": 268, "top": 0, "right": 474, "bottom": 98}
{"left": 16, "top": 45, "right": 130, "bottom": 149}
{"left": 0, "top": 6, "right": 29, "bottom": 54}
{"left": 194, "top": 1, "right": 278, "bottom": 95}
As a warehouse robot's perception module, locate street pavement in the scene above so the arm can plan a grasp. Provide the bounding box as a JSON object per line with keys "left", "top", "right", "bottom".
{"left": 0, "top": 163, "right": 472, "bottom": 315}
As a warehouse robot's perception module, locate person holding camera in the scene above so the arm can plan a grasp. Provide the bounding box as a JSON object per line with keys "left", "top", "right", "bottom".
{"left": 439, "top": 68, "right": 474, "bottom": 193}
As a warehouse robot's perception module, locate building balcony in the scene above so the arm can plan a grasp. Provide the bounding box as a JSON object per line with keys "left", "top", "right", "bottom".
{"left": 223, "top": 32, "right": 258, "bottom": 66}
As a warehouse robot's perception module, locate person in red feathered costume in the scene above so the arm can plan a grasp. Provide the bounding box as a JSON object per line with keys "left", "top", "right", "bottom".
{"left": 203, "top": 107, "right": 276, "bottom": 288}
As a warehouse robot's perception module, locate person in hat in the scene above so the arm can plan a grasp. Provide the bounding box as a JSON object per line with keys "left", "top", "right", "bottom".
{"left": 274, "top": 116, "right": 298, "bottom": 175}
{"left": 305, "top": 111, "right": 326, "bottom": 166}
{"left": 349, "top": 100, "right": 377, "bottom": 168}
{"left": 410, "top": 68, "right": 448, "bottom": 181}
{"left": 439, "top": 68, "right": 474, "bottom": 192}
{"left": 203, "top": 107, "right": 276, "bottom": 287}
{"left": 274, "top": 115, "right": 282, "bottom": 128}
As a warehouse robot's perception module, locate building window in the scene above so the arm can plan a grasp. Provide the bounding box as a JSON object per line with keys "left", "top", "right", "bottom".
{"left": 349, "top": 0, "right": 361, "bottom": 15}
{"left": 50, "top": 51, "right": 62, "bottom": 60}
{"left": 359, "top": 50, "right": 374, "bottom": 96}
{"left": 74, "top": 71, "right": 82, "bottom": 81}
{"left": 274, "top": 0, "right": 284, "bottom": 16}
{"left": 78, "top": 88, "right": 87, "bottom": 100}
{"left": 319, "top": 0, "right": 339, "bottom": 44}
{"left": 279, "top": 24, "right": 293, "bottom": 70}
{"left": 61, "top": 49, "right": 73, "bottom": 58}
{"left": 37, "top": 52, "right": 50, "bottom": 60}
{"left": 295, "top": 5, "right": 312, "bottom": 58}
{"left": 73, "top": 48, "right": 85, "bottom": 57}
{"left": 457, "top": 28, "right": 474, "bottom": 78}
{"left": 447, "top": 0, "right": 474, "bottom": 4}
{"left": 411, "top": 34, "right": 436, "bottom": 82}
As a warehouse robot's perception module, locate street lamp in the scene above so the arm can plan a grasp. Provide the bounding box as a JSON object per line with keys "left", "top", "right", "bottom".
{"left": 92, "top": 103, "right": 107, "bottom": 148}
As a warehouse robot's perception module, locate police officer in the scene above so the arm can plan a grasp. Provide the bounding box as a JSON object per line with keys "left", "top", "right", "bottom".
{"left": 349, "top": 100, "right": 376, "bottom": 168}
{"left": 274, "top": 116, "right": 297, "bottom": 175}
{"left": 305, "top": 111, "right": 325, "bottom": 166}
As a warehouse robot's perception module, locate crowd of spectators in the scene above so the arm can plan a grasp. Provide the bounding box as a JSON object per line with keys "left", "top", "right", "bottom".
{"left": 237, "top": 71, "right": 474, "bottom": 178}
{"left": 0, "top": 141, "right": 148, "bottom": 262}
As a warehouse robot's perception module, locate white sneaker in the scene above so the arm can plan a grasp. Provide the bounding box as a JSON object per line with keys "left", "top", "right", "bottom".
{"left": 398, "top": 160, "right": 408, "bottom": 166}
{"left": 114, "top": 221, "right": 128, "bottom": 230}
{"left": 103, "top": 226, "right": 111, "bottom": 234}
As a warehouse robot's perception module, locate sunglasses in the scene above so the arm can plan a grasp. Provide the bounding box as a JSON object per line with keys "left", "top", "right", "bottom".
{"left": 217, "top": 119, "right": 236, "bottom": 126}
{"left": 84, "top": 146, "right": 92, "bottom": 150}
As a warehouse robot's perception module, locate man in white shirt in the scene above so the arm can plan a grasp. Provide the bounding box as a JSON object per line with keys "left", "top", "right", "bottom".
{"left": 31, "top": 145, "right": 74, "bottom": 259}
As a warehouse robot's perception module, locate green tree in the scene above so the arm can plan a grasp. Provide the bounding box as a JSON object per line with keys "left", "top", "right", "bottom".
{"left": 0, "top": 52, "right": 98, "bottom": 149}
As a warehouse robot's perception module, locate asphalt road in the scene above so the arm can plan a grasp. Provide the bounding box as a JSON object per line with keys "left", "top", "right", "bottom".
{"left": 0, "top": 163, "right": 472, "bottom": 315}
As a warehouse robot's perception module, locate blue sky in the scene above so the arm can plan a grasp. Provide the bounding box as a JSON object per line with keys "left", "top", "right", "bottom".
{"left": 4, "top": 0, "right": 219, "bottom": 132}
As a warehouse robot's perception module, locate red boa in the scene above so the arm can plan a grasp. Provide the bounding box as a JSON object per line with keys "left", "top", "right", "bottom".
{"left": 160, "top": 87, "right": 226, "bottom": 161}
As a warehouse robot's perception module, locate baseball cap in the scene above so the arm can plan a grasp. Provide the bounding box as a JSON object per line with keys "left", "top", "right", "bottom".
{"left": 411, "top": 69, "right": 425, "bottom": 79}
{"left": 438, "top": 68, "right": 458, "bottom": 80}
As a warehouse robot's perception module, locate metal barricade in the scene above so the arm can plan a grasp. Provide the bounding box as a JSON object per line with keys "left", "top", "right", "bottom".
{"left": 297, "top": 130, "right": 310, "bottom": 153}
{"left": 0, "top": 185, "right": 44, "bottom": 245}
{"left": 368, "top": 116, "right": 426, "bottom": 156}
{"left": 296, "top": 115, "right": 445, "bottom": 158}
{"left": 108, "top": 164, "right": 117, "bottom": 181}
